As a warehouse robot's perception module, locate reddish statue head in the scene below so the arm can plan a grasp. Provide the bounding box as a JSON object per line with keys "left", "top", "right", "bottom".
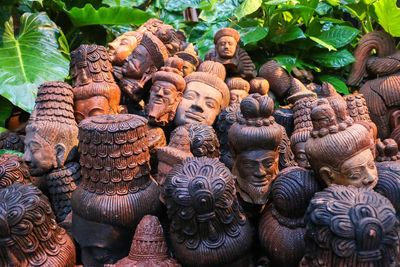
{"left": 214, "top": 28, "right": 240, "bottom": 59}
{"left": 175, "top": 44, "right": 200, "bottom": 77}
{"left": 226, "top": 77, "right": 250, "bottom": 104}
{"left": 108, "top": 31, "right": 142, "bottom": 66}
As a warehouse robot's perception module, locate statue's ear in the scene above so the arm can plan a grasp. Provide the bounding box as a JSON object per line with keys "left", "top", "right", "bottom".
{"left": 319, "top": 166, "right": 333, "bottom": 186}
{"left": 54, "top": 143, "right": 66, "bottom": 168}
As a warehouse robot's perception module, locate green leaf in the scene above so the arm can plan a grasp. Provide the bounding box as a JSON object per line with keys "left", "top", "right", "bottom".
{"left": 264, "top": 0, "right": 290, "bottom": 5}
{"left": 309, "top": 36, "right": 337, "bottom": 51}
{"left": 199, "top": 0, "right": 241, "bottom": 22}
{"left": 164, "top": 0, "right": 201, "bottom": 11}
{"left": 0, "top": 13, "right": 69, "bottom": 112}
{"left": 239, "top": 26, "right": 269, "bottom": 45}
{"left": 319, "top": 74, "right": 350, "bottom": 94}
{"left": 274, "top": 55, "right": 297, "bottom": 72}
{"left": 271, "top": 25, "right": 306, "bottom": 43}
{"left": 312, "top": 49, "right": 355, "bottom": 68}
{"left": 325, "top": 0, "right": 339, "bottom": 6}
{"left": 0, "top": 149, "right": 24, "bottom": 157}
{"left": 235, "top": 0, "right": 262, "bottom": 20}
{"left": 102, "top": 0, "right": 147, "bottom": 7}
{"left": 317, "top": 25, "right": 359, "bottom": 48}
{"left": 374, "top": 0, "right": 400, "bottom": 37}
{"left": 0, "top": 96, "right": 13, "bottom": 128}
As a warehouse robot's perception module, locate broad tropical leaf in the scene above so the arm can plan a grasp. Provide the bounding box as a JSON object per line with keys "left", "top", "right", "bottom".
{"left": 0, "top": 12, "right": 69, "bottom": 112}
{"left": 235, "top": 0, "right": 262, "bottom": 20}
{"left": 312, "top": 49, "right": 355, "bottom": 68}
{"left": 374, "top": 0, "right": 400, "bottom": 37}
{"left": 239, "top": 26, "right": 269, "bottom": 45}
{"left": 317, "top": 25, "right": 359, "bottom": 48}
{"left": 319, "top": 74, "right": 350, "bottom": 94}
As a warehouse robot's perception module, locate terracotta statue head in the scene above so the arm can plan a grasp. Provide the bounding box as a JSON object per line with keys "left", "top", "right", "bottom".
{"left": 108, "top": 31, "right": 142, "bottom": 66}
{"left": 24, "top": 82, "right": 78, "bottom": 176}
{"left": 162, "top": 157, "right": 253, "bottom": 267}
{"left": 226, "top": 77, "right": 250, "bottom": 104}
{"left": 71, "top": 44, "right": 122, "bottom": 123}
{"left": 305, "top": 100, "right": 377, "bottom": 188}
{"left": 175, "top": 43, "right": 200, "bottom": 76}
{"left": 106, "top": 215, "right": 181, "bottom": 267}
{"left": 0, "top": 183, "right": 76, "bottom": 267}
{"left": 214, "top": 28, "right": 240, "bottom": 59}
{"left": 175, "top": 61, "right": 229, "bottom": 126}
{"left": 300, "top": 185, "right": 399, "bottom": 267}
{"left": 146, "top": 63, "right": 186, "bottom": 126}
{"left": 72, "top": 114, "right": 161, "bottom": 266}
{"left": 186, "top": 123, "right": 220, "bottom": 158}
{"left": 229, "top": 94, "right": 283, "bottom": 205}
{"left": 0, "top": 154, "right": 29, "bottom": 188}
{"left": 249, "top": 77, "right": 270, "bottom": 95}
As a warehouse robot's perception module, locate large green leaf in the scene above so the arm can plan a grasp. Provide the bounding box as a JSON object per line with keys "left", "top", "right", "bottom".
{"left": 0, "top": 12, "right": 69, "bottom": 112}
{"left": 374, "top": 0, "right": 400, "bottom": 37}
{"left": 319, "top": 74, "right": 350, "bottom": 94}
{"left": 0, "top": 96, "right": 13, "bottom": 128}
{"left": 271, "top": 25, "right": 306, "bottom": 43}
{"left": 312, "top": 49, "right": 355, "bottom": 68}
{"left": 309, "top": 35, "right": 337, "bottom": 51}
{"left": 235, "top": 0, "right": 262, "bottom": 20}
{"left": 239, "top": 25, "right": 269, "bottom": 45}
{"left": 0, "top": 149, "right": 24, "bottom": 157}
{"left": 102, "top": 0, "right": 147, "bottom": 7}
{"left": 317, "top": 25, "right": 359, "bottom": 48}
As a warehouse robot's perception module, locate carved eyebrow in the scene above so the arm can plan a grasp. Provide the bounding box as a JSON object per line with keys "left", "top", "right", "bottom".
{"left": 185, "top": 89, "right": 200, "bottom": 96}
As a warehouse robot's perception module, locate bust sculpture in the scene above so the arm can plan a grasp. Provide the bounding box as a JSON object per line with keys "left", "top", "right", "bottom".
{"left": 300, "top": 185, "right": 399, "bottom": 267}
{"left": 229, "top": 94, "right": 283, "bottom": 205}
{"left": 226, "top": 77, "right": 250, "bottom": 104}
{"left": 205, "top": 28, "right": 256, "bottom": 80}
{"left": 23, "top": 81, "right": 78, "bottom": 177}
{"left": 72, "top": 114, "right": 161, "bottom": 266}
{"left": 146, "top": 58, "right": 186, "bottom": 126}
{"left": 70, "top": 44, "right": 122, "bottom": 123}
{"left": 305, "top": 100, "right": 377, "bottom": 188}
{"left": 175, "top": 44, "right": 200, "bottom": 77}
{"left": 0, "top": 183, "right": 76, "bottom": 267}
{"left": 108, "top": 31, "right": 142, "bottom": 66}
{"left": 114, "top": 32, "right": 169, "bottom": 104}
{"left": 106, "top": 215, "right": 181, "bottom": 267}
{"left": 186, "top": 123, "right": 220, "bottom": 158}
{"left": 162, "top": 157, "right": 253, "bottom": 267}
{"left": 174, "top": 61, "right": 230, "bottom": 126}
{"left": 0, "top": 154, "right": 29, "bottom": 188}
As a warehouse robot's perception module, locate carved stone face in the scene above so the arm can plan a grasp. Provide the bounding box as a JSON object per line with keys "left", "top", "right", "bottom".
{"left": 147, "top": 81, "right": 181, "bottom": 124}
{"left": 182, "top": 61, "right": 196, "bottom": 77}
{"left": 293, "top": 142, "right": 310, "bottom": 169}
{"left": 175, "top": 81, "right": 223, "bottom": 126}
{"left": 230, "top": 89, "right": 248, "bottom": 104}
{"left": 320, "top": 149, "right": 378, "bottom": 188}
{"left": 124, "top": 45, "right": 152, "bottom": 79}
{"left": 23, "top": 132, "right": 58, "bottom": 176}
{"left": 216, "top": 36, "right": 237, "bottom": 59}
{"left": 109, "top": 36, "right": 138, "bottom": 65}
{"left": 74, "top": 96, "right": 111, "bottom": 123}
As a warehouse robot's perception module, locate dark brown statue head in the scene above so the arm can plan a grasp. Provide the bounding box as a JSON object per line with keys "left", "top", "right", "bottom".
{"left": 186, "top": 123, "right": 220, "bottom": 158}
{"left": 70, "top": 44, "right": 121, "bottom": 123}
{"left": 300, "top": 185, "right": 399, "bottom": 267}
{"left": 24, "top": 82, "right": 78, "bottom": 176}
{"left": 0, "top": 183, "right": 76, "bottom": 267}
{"left": 214, "top": 28, "right": 240, "bottom": 59}
{"left": 229, "top": 94, "right": 283, "bottom": 204}
{"left": 0, "top": 154, "right": 29, "bottom": 188}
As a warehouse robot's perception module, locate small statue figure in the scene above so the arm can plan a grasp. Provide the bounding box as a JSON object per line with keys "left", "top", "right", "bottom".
{"left": 229, "top": 94, "right": 283, "bottom": 206}
{"left": 205, "top": 28, "right": 256, "bottom": 80}
{"left": 0, "top": 154, "right": 30, "bottom": 188}
{"left": 146, "top": 57, "right": 186, "bottom": 127}
{"left": 226, "top": 77, "right": 250, "bottom": 104}
{"left": 114, "top": 32, "right": 169, "bottom": 104}
{"left": 259, "top": 166, "right": 322, "bottom": 267}
{"left": 0, "top": 183, "right": 76, "bottom": 267}
{"left": 162, "top": 157, "right": 253, "bottom": 267}
{"left": 147, "top": 126, "right": 167, "bottom": 176}
{"left": 305, "top": 99, "right": 377, "bottom": 188}
{"left": 23, "top": 81, "right": 78, "bottom": 177}
{"left": 105, "top": 215, "right": 181, "bottom": 267}
{"left": 186, "top": 123, "right": 220, "bottom": 158}
{"left": 70, "top": 44, "right": 122, "bottom": 123}
{"left": 108, "top": 31, "right": 142, "bottom": 66}
{"left": 175, "top": 43, "right": 200, "bottom": 77}
{"left": 72, "top": 114, "right": 161, "bottom": 266}
{"left": 0, "top": 131, "right": 24, "bottom": 152}
{"left": 249, "top": 77, "right": 269, "bottom": 95}
{"left": 300, "top": 185, "right": 399, "bottom": 267}
{"left": 174, "top": 61, "right": 230, "bottom": 126}
{"left": 347, "top": 31, "right": 400, "bottom": 141}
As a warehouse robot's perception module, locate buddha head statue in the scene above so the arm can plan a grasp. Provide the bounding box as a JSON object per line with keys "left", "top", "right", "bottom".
{"left": 174, "top": 61, "right": 230, "bottom": 126}
{"left": 186, "top": 123, "right": 220, "bottom": 158}
{"left": 214, "top": 28, "right": 240, "bottom": 59}
{"left": 162, "top": 157, "right": 253, "bottom": 267}
{"left": 305, "top": 99, "right": 377, "bottom": 188}
{"left": 0, "top": 154, "right": 29, "bottom": 188}
{"left": 23, "top": 82, "right": 78, "bottom": 176}
{"left": 0, "top": 183, "right": 76, "bottom": 267}
{"left": 300, "top": 185, "right": 399, "bottom": 267}
{"left": 70, "top": 44, "right": 122, "bottom": 123}
{"left": 175, "top": 43, "right": 200, "bottom": 77}
{"left": 108, "top": 31, "right": 142, "bottom": 66}
{"left": 226, "top": 77, "right": 250, "bottom": 104}
{"left": 228, "top": 94, "right": 283, "bottom": 205}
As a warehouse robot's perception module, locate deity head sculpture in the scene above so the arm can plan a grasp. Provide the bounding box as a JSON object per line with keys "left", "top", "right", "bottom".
{"left": 305, "top": 100, "right": 377, "bottom": 188}
{"left": 174, "top": 61, "right": 230, "bottom": 126}
{"left": 146, "top": 61, "right": 186, "bottom": 126}
{"left": 249, "top": 77, "right": 270, "bottom": 95}
{"left": 186, "top": 123, "right": 220, "bottom": 158}
{"left": 106, "top": 215, "right": 181, "bottom": 267}
{"left": 226, "top": 77, "right": 250, "bottom": 104}
{"left": 229, "top": 94, "right": 283, "bottom": 205}
{"left": 259, "top": 166, "right": 322, "bottom": 267}
{"left": 162, "top": 157, "right": 253, "bottom": 267}
{"left": 108, "top": 31, "right": 142, "bottom": 66}
{"left": 0, "top": 154, "right": 29, "bottom": 188}
{"left": 23, "top": 82, "right": 78, "bottom": 176}
{"left": 214, "top": 27, "right": 240, "bottom": 59}
{"left": 0, "top": 183, "right": 76, "bottom": 267}
{"left": 72, "top": 114, "right": 161, "bottom": 266}
{"left": 70, "top": 44, "right": 122, "bottom": 123}
{"left": 115, "top": 32, "right": 169, "bottom": 103}
{"left": 300, "top": 185, "right": 399, "bottom": 267}
{"left": 175, "top": 43, "right": 200, "bottom": 77}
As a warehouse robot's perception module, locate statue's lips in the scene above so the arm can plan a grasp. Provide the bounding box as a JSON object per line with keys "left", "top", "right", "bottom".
{"left": 185, "top": 111, "right": 205, "bottom": 122}
{"left": 250, "top": 176, "right": 272, "bottom": 187}
{"left": 153, "top": 98, "right": 164, "bottom": 104}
